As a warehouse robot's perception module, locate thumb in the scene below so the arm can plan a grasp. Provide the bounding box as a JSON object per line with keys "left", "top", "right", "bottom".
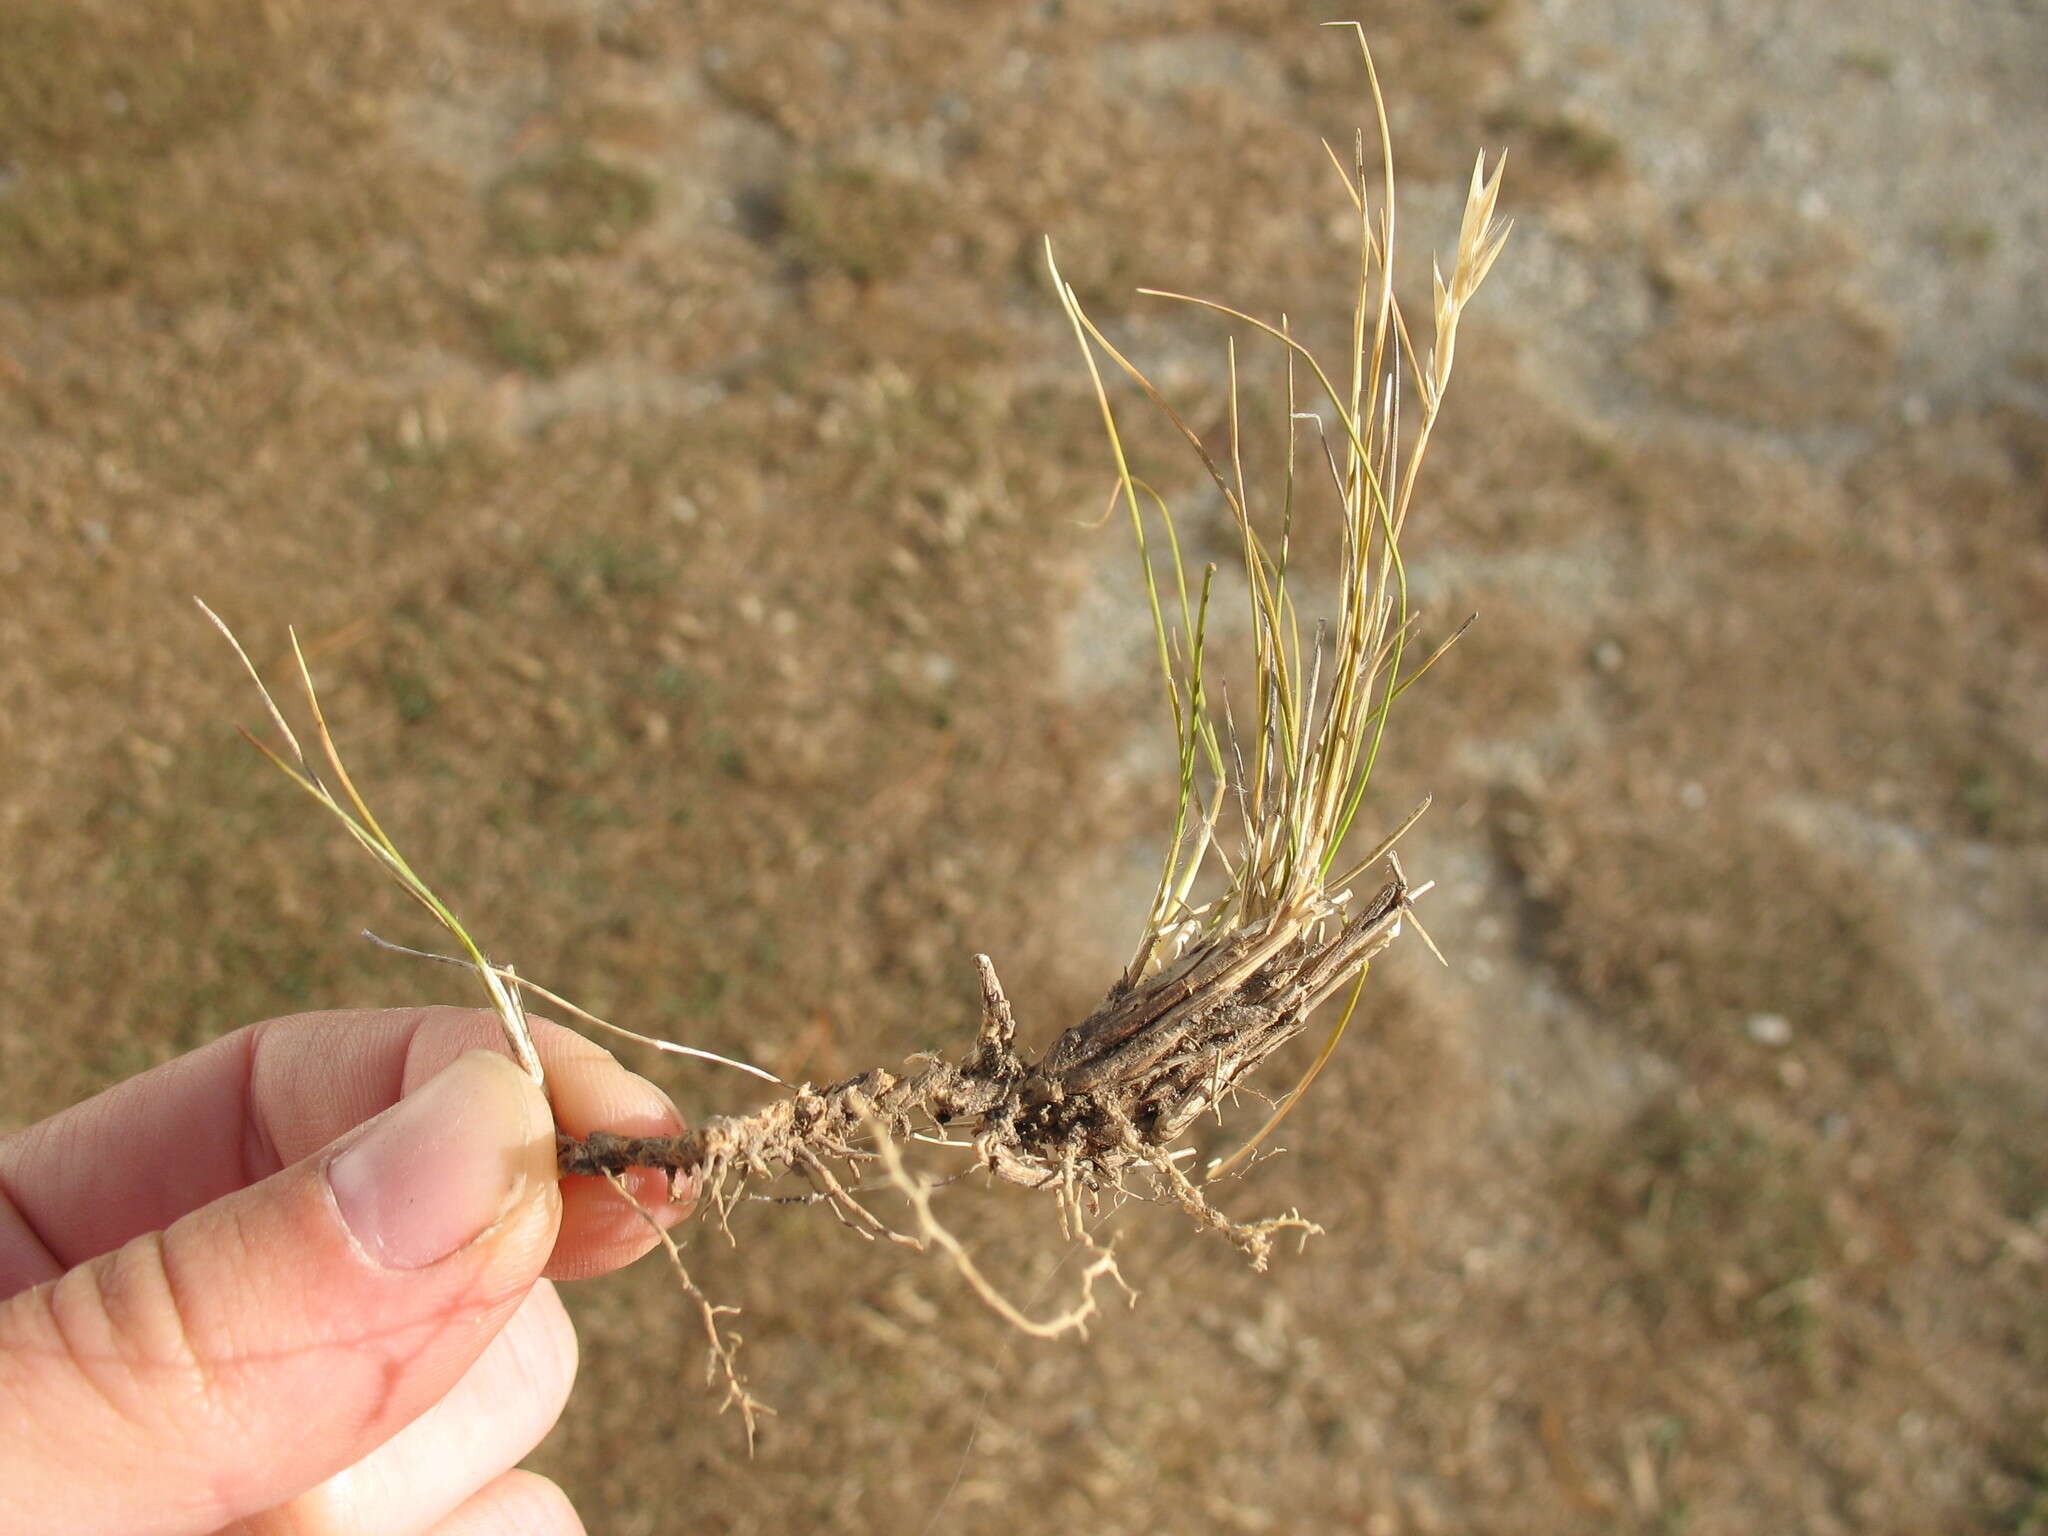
{"left": 0, "top": 1050, "right": 561, "bottom": 1536}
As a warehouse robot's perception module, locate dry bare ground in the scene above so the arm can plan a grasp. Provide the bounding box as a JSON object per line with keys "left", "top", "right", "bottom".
{"left": 2, "top": 3, "right": 2043, "bottom": 1533}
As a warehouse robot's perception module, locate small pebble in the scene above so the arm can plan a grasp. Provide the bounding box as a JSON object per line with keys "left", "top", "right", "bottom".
{"left": 1746, "top": 1012, "right": 1793, "bottom": 1047}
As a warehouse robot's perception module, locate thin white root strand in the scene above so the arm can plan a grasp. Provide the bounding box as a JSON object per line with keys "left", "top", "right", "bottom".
{"left": 603, "top": 1172, "right": 772, "bottom": 1451}
{"left": 362, "top": 930, "right": 787, "bottom": 1086}
{"left": 867, "top": 1114, "right": 1135, "bottom": 1340}
{"left": 1112, "top": 1100, "right": 1322, "bottom": 1271}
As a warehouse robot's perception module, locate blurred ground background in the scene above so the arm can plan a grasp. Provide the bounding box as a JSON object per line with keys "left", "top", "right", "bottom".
{"left": 3, "top": 2, "right": 2044, "bottom": 1532}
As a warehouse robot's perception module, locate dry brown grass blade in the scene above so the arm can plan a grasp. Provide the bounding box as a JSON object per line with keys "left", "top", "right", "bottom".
{"left": 1207, "top": 962, "right": 1373, "bottom": 1183}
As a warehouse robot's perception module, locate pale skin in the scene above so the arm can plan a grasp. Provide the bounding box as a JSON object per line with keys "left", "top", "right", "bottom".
{"left": 0, "top": 1007, "right": 697, "bottom": 1535}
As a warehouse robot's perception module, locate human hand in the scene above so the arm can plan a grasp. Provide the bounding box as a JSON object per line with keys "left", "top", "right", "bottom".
{"left": 0, "top": 1006, "right": 696, "bottom": 1535}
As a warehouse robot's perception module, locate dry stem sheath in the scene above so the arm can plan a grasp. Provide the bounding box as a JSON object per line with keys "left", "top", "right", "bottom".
{"left": 556, "top": 874, "right": 1413, "bottom": 1268}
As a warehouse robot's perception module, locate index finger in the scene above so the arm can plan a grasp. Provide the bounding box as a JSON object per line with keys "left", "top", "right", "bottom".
{"left": 0, "top": 1006, "right": 695, "bottom": 1294}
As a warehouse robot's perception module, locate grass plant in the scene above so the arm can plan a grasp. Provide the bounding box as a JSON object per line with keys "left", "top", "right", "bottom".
{"left": 208, "top": 25, "right": 1506, "bottom": 1439}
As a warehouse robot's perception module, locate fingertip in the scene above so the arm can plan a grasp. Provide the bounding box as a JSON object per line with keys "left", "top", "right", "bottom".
{"left": 327, "top": 1051, "right": 560, "bottom": 1275}
{"left": 546, "top": 1166, "right": 696, "bottom": 1281}
{"left": 362, "top": 1011, "right": 701, "bottom": 1279}
{"left": 0, "top": 1053, "right": 572, "bottom": 1533}
{"left": 544, "top": 1046, "right": 686, "bottom": 1146}
{"left": 428, "top": 1469, "right": 585, "bottom": 1536}
{"left": 536, "top": 1038, "right": 699, "bottom": 1278}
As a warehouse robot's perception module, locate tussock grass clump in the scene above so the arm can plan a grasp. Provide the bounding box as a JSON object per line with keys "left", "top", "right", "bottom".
{"left": 208, "top": 26, "right": 1506, "bottom": 1439}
